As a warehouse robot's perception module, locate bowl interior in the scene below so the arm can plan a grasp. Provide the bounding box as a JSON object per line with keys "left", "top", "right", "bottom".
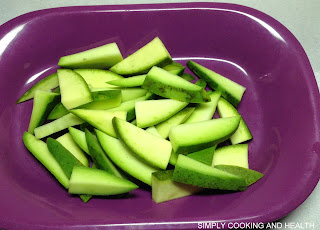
{"left": 0, "top": 3, "right": 319, "bottom": 229}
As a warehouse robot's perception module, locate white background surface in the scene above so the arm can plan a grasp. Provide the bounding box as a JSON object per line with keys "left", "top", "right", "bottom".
{"left": 0, "top": 0, "right": 319, "bottom": 229}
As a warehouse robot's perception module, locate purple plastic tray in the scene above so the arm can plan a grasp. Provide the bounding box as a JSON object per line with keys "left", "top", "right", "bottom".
{"left": 0, "top": 3, "right": 319, "bottom": 230}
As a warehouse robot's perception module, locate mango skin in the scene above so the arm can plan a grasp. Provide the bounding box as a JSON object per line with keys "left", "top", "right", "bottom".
{"left": 214, "top": 165, "right": 263, "bottom": 186}
{"left": 143, "top": 67, "right": 211, "bottom": 103}
{"left": 172, "top": 155, "right": 247, "bottom": 191}
{"left": 187, "top": 60, "right": 246, "bottom": 107}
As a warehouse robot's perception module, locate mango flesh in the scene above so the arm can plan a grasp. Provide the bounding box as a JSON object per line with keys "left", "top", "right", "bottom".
{"left": 169, "top": 116, "right": 241, "bottom": 154}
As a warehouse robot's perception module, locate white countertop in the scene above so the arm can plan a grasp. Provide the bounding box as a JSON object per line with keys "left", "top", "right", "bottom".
{"left": 1, "top": 0, "right": 319, "bottom": 229}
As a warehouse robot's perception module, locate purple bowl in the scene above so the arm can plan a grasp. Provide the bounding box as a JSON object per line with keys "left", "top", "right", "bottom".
{"left": 0, "top": 3, "right": 319, "bottom": 230}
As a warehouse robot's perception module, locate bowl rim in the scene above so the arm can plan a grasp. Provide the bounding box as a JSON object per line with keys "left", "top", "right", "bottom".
{"left": 1, "top": 2, "right": 319, "bottom": 229}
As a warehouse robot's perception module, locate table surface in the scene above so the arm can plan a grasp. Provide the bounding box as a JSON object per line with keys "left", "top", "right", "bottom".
{"left": 1, "top": 0, "right": 319, "bottom": 229}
